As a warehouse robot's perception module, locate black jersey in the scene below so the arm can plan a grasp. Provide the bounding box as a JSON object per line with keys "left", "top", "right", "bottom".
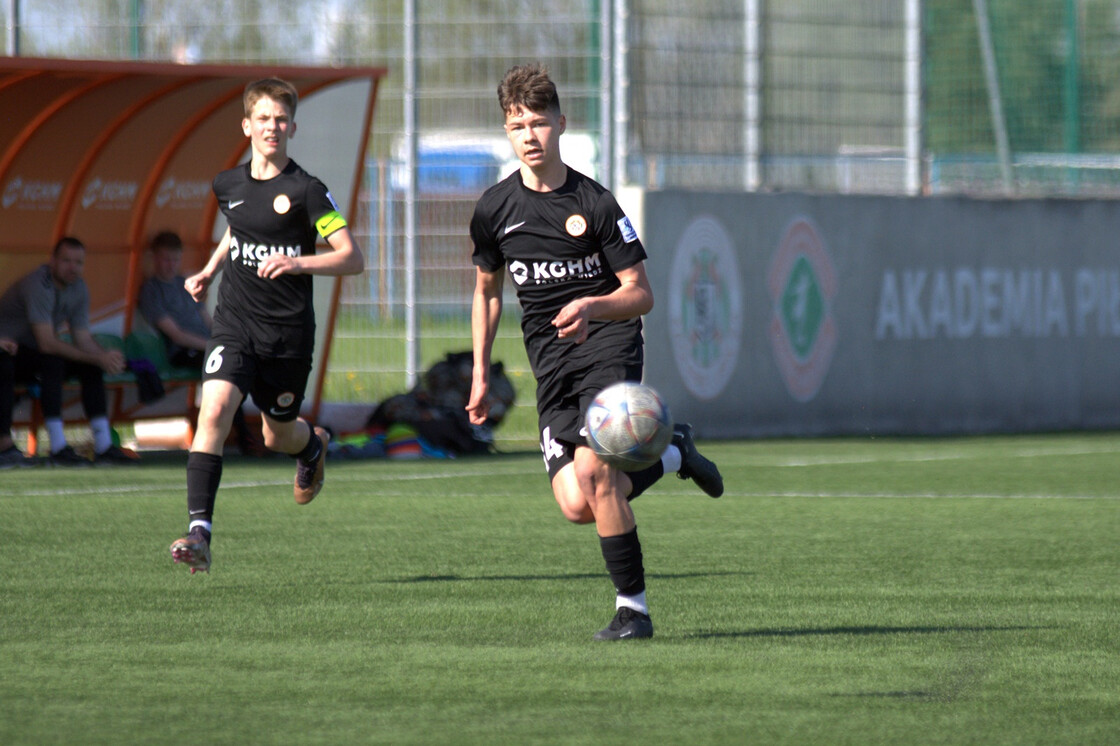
{"left": 211, "top": 159, "right": 346, "bottom": 357}
{"left": 470, "top": 167, "right": 647, "bottom": 377}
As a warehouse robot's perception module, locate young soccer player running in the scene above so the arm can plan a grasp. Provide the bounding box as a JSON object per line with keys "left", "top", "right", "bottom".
{"left": 467, "top": 64, "right": 724, "bottom": 640}
{"left": 169, "top": 78, "right": 364, "bottom": 573}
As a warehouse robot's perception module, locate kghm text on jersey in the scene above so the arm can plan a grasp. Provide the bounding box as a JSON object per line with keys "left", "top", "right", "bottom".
{"left": 509, "top": 252, "right": 603, "bottom": 286}
{"left": 229, "top": 235, "right": 302, "bottom": 266}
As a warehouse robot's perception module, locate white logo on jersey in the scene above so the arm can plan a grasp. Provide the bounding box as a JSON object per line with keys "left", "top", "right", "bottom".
{"left": 566, "top": 214, "right": 587, "bottom": 237}
{"left": 507, "top": 253, "right": 604, "bottom": 286}
{"left": 229, "top": 199, "right": 245, "bottom": 209}
{"left": 504, "top": 221, "right": 526, "bottom": 235}
{"left": 228, "top": 235, "right": 302, "bottom": 267}
{"left": 509, "top": 260, "right": 529, "bottom": 285}
{"left": 273, "top": 194, "right": 291, "bottom": 214}
{"left": 617, "top": 216, "right": 638, "bottom": 243}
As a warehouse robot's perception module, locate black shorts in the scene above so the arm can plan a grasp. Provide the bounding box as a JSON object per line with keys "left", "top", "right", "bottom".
{"left": 202, "top": 333, "right": 311, "bottom": 422}
{"left": 537, "top": 357, "right": 643, "bottom": 481}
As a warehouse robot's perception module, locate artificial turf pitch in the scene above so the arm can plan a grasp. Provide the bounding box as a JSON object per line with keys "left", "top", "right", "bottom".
{"left": 1, "top": 434, "right": 1117, "bottom": 744}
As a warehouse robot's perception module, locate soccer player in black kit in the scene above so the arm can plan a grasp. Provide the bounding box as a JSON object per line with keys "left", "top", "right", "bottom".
{"left": 467, "top": 64, "right": 723, "bottom": 640}
{"left": 169, "top": 78, "right": 364, "bottom": 573}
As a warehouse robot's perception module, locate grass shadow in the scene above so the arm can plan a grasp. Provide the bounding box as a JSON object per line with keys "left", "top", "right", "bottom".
{"left": 377, "top": 570, "right": 749, "bottom": 584}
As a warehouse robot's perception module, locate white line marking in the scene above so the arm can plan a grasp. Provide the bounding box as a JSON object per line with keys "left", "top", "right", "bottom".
{"left": 759, "top": 443, "right": 1120, "bottom": 467}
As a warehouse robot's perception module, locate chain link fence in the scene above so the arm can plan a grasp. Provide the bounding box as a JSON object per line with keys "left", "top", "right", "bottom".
{"left": 7, "top": 0, "right": 1120, "bottom": 442}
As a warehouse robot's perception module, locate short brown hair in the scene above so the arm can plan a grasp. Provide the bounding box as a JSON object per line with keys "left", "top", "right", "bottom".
{"left": 498, "top": 63, "right": 561, "bottom": 117}
{"left": 150, "top": 230, "right": 183, "bottom": 253}
{"left": 243, "top": 77, "right": 298, "bottom": 118}
{"left": 52, "top": 236, "right": 84, "bottom": 256}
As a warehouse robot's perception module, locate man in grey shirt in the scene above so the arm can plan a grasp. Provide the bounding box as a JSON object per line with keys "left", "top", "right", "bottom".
{"left": 137, "top": 231, "right": 213, "bottom": 369}
{"left": 136, "top": 231, "right": 262, "bottom": 456}
{"left": 0, "top": 237, "right": 137, "bottom": 466}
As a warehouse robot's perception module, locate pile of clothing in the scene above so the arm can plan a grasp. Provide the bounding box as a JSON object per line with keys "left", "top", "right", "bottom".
{"left": 329, "top": 351, "right": 516, "bottom": 460}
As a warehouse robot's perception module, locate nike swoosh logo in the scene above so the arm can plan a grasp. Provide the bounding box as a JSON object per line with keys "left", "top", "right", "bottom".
{"left": 229, "top": 200, "right": 245, "bottom": 209}
{"left": 578, "top": 426, "right": 589, "bottom": 437}
{"left": 269, "top": 407, "right": 289, "bottom": 416}
{"left": 504, "top": 221, "right": 526, "bottom": 234}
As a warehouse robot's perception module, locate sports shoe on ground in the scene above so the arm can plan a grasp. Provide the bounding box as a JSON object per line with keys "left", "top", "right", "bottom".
{"left": 593, "top": 607, "right": 654, "bottom": 641}
{"left": 293, "top": 426, "right": 330, "bottom": 504}
{"left": 48, "top": 445, "right": 91, "bottom": 467}
{"left": 170, "top": 529, "right": 211, "bottom": 574}
{"left": 672, "top": 423, "right": 724, "bottom": 497}
{"left": 0, "top": 445, "right": 35, "bottom": 469}
{"left": 93, "top": 444, "right": 140, "bottom": 466}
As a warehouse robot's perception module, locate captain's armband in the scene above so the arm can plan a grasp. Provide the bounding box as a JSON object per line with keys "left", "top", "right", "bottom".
{"left": 315, "top": 211, "right": 348, "bottom": 239}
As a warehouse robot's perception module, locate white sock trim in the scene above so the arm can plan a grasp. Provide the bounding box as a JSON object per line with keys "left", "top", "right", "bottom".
{"left": 90, "top": 416, "right": 112, "bottom": 454}
{"left": 45, "top": 418, "right": 66, "bottom": 453}
{"left": 661, "top": 444, "right": 682, "bottom": 474}
{"left": 616, "top": 590, "right": 649, "bottom": 616}
{"left": 188, "top": 520, "right": 212, "bottom": 536}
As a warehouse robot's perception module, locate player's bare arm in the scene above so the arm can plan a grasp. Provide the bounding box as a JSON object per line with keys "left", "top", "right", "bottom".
{"left": 467, "top": 267, "right": 504, "bottom": 425}
{"left": 257, "top": 227, "right": 364, "bottom": 279}
{"left": 552, "top": 262, "right": 653, "bottom": 343}
{"left": 185, "top": 227, "right": 232, "bottom": 303}
{"left": 72, "top": 328, "right": 126, "bottom": 375}
{"left": 31, "top": 323, "right": 124, "bottom": 374}
{"left": 154, "top": 316, "right": 210, "bottom": 352}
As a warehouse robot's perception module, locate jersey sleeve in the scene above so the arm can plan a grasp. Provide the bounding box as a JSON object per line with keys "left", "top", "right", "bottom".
{"left": 306, "top": 177, "right": 347, "bottom": 239}
{"left": 592, "top": 190, "right": 646, "bottom": 273}
{"left": 211, "top": 169, "right": 233, "bottom": 218}
{"left": 469, "top": 199, "right": 504, "bottom": 272}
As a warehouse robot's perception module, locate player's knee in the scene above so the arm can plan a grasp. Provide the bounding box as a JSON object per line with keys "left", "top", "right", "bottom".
{"left": 551, "top": 481, "right": 595, "bottom": 521}
{"left": 574, "top": 454, "right": 617, "bottom": 510}
{"left": 195, "top": 406, "right": 226, "bottom": 435}
{"left": 557, "top": 497, "right": 594, "bottom": 524}
{"left": 551, "top": 465, "right": 595, "bottom": 523}
{"left": 260, "top": 416, "right": 302, "bottom": 452}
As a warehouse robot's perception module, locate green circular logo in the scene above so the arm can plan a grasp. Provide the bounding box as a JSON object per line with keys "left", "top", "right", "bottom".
{"left": 669, "top": 216, "right": 742, "bottom": 401}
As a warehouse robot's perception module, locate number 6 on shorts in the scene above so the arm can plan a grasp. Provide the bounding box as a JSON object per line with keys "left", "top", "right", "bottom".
{"left": 205, "top": 345, "right": 225, "bottom": 374}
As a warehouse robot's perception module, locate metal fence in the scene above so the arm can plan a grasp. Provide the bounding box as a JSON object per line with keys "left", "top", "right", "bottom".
{"left": 7, "top": 0, "right": 1120, "bottom": 442}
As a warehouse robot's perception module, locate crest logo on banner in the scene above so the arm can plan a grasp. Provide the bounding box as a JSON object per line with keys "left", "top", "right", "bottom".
{"left": 768, "top": 216, "right": 838, "bottom": 402}
{"left": 669, "top": 215, "right": 742, "bottom": 401}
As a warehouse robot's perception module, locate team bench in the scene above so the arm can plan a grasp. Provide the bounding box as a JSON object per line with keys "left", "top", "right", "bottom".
{"left": 11, "top": 332, "right": 201, "bottom": 456}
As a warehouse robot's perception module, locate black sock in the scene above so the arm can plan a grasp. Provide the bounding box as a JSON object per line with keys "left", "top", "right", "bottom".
{"left": 186, "top": 451, "right": 222, "bottom": 536}
{"left": 294, "top": 427, "right": 321, "bottom": 462}
{"left": 599, "top": 527, "right": 645, "bottom": 597}
{"left": 626, "top": 462, "right": 665, "bottom": 501}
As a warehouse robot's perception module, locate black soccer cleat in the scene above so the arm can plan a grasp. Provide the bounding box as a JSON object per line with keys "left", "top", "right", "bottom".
{"left": 48, "top": 445, "right": 91, "bottom": 467}
{"left": 93, "top": 444, "right": 140, "bottom": 466}
{"left": 294, "top": 427, "right": 330, "bottom": 504}
{"left": 0, "top": 445, "right": 35, "bottom": 469}
{"left": 594, "top": 606, "right": 654, "bottom": 641}
{"left": 673, "top": 423, "right": 724, "bottom": 497}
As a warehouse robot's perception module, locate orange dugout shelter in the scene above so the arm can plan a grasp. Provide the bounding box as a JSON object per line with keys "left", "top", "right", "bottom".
{"left": 0, "top": 57, "right": 387, "bottom": 439}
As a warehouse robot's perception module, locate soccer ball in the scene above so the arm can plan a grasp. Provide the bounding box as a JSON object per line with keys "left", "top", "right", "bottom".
{"left": 585, "top": 382, "right": 674, "bottom": 472}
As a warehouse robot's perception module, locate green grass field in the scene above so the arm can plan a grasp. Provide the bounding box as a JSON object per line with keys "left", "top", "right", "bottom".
{"left": 2, "top": 433, "right": 1118, "bottom": 745}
